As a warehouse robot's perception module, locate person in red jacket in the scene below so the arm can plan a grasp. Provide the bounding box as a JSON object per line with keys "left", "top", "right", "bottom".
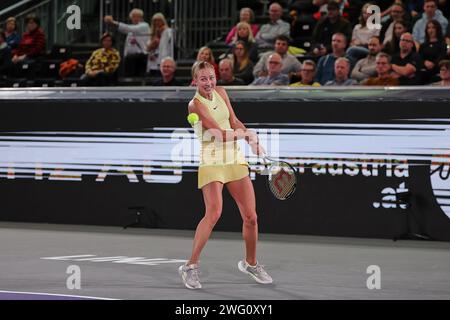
{"left": 11, "top": 14, "right": 46, "bottom": 65}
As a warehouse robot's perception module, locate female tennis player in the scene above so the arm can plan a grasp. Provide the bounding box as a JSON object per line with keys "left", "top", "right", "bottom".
{"left": 178, "top": 61, "right": 273, "bottom": 289}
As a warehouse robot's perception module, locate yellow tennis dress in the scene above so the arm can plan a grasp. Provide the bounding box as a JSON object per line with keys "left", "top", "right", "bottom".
{"left": 193, "top": 90, "right": 249, "bottom": 189}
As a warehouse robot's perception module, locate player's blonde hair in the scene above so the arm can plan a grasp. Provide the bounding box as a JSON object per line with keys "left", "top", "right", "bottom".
{"left": 191, "top": 60, "right": 215, "bottom": 79}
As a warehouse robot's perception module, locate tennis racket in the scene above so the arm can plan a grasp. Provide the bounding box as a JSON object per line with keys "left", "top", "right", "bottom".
{"left": 261, "top": 156, "right": 297, "bottom": 200}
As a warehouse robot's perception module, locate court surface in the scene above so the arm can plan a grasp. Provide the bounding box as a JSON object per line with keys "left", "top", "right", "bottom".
{"left": 0, "top": 222, "right": 449, "bottom": 300}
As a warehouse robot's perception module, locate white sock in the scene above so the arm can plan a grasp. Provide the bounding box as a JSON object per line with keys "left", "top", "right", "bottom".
{"left": 246, "top": 260, "right": 257, "bottom": 268}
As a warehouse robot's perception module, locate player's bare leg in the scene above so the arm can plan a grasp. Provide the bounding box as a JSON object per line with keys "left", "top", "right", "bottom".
{"left": 227, "top": 175, "right": 273, "bottom": 284}
{"left": 180, "top": 181, "right": 223, "bottom": 289}
{"left": 187, "top": 181, "right": 223, "bottom": 265}
{"left": 226, "top": 176, "right": 257, "bottom": 265}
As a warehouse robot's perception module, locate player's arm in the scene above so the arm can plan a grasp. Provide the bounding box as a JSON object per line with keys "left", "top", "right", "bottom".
{"left": 215, "top": 86, "right": 258, "bottom": 145}
{"left": 189, "top": 98, "right": 246, "bottom": 142}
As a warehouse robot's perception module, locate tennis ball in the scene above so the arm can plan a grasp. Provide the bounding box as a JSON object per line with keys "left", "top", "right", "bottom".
{"left": 187, "top": 113, "right": 199, "bottom": 125}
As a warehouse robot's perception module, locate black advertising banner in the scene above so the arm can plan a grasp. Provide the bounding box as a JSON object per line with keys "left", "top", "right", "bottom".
{"left": 1, "top": 93, "right": 450, "bottom": 240}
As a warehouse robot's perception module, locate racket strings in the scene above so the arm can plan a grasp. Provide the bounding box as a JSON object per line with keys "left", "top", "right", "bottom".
{"left": 268, "top": 164, "right": 296, "bottom": 200}
{"left": 270, "top": 176, "right": 295, "bottom": 199}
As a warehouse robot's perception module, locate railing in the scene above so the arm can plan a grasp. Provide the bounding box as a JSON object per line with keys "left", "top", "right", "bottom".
{"left": 1, "top": 0, "right": 54, "bottom": 47}
{"left": 55, "top": 0, "right": 99, "bottom": 44}
{"left": 0, "top": 0, "right": 99, "bottom": 49}
{"left": 99, "top": 0, "right": 238, "bottom": 60}
{"left": 1, "top": 0, "right": 239, "bottom": 59}
{"left": 173, "top": 0, "right": 238, "bottom": 59}
{"left": 99, "top": 0, "right": 174, "bottom": 60}
{"left": 99, "top": 0, "right": 174, "bottom": 35}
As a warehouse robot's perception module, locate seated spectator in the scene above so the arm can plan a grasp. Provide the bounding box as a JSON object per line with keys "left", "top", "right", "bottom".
{"left": 232, "top": 40, "right": 255, "bottom": 84}
{"left": 80, "top": 33, "right": 121, "bottom": 86}
{"left": 383, "top": 20, "right": 409, "bottom": 56}
{"left": 146, "top": 13, "right": 174, "bottom": 77}
{"left": 346, "top": 3, "right": 381, "bottom": 61}
{"left": 290, "top": 59, "right": 321, "bottom": 86}
{"left": 412, "top": 0, "right": 448, "bottom": 45}
{"left": 380, "top": 2, "right": 411, "bottom": 45}
{"left": 324, "top": 57, "right": 357, "bottom": 85}
{"left": 351, "top": 36, "right": 383, "bottom": 82}
{"left": 253, "top": 35, "right": 302, "bottom": 79}
{"left": 195, "top": 46, "right": 219, "bottom": 80}
{"left": 419, "top": 19, "right": 446, "bottom": 83}
{"left": 151, "top": 57, "right": 182, "bottom": 86}
{"left": 4, "top": 17, "right": 20, "bottom": 49}
{"left": 315, "top": 32, "right": 354, "bottom": 85}
{"left": 362, "top": 52, "right": 400, "bottom": 86}
{"left": 11, "top": 14, "right": 46, "bottom": 66}
{"left": 0, "top": 29, "right": 12, "bottom": 77}
{"left": 251, "top": 52, "right": 289, "bottom": 85}
{"left": 431, "top": 59, "right": 450, "bottom": 85}
{"left": 217, "top": 59, "right": 245, "bottom": 85}
{"left": 225, "top": 7, "right": 259, "bottom": 45}
{"left": 311, "top": 1, "right": 352, "bottom": 57}
{"left": 391, "top": 32, "right": 423, "bottom": 85}
{"left": 228, "top": 22, "right": 259, "bottom": 62}
{"left": 255, "top": 2, "right": 290, "bottom": 49}
{"left": 104, "top": 8, "right": 150, "bottom": 77}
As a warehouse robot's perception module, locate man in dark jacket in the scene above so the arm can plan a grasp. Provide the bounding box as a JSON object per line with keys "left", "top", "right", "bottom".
{"left": 311, "top": 1, "right": 352, "bottom": 57}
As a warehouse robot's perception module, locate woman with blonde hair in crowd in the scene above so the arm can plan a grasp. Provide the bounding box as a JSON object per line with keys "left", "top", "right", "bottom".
{"left": 230, "top": 22, "right": 258, "bottom": 62}
{"left": 195, "top": 46, "right": 219, "bottom": 80}
{"left": 225, "top": 7, "right": 259, "bottom": 45}
{"left": 4, "top": 17, "right": 20, "bottom": 49}
{"left": 147, "top": 12, "right": 174, "bottom": 77}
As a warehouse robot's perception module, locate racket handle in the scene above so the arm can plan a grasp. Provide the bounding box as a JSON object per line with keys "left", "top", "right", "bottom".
{"left": 260, "top": 156, "right": 271, "bottom": 175}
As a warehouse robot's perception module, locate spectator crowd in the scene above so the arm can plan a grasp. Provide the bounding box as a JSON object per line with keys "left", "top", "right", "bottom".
{"left": 1, "top": 0, "right": 450, "bottom": 87}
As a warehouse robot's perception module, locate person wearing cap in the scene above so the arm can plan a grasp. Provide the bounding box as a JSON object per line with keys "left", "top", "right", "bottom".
{"left": 311, "top": 0, "right": 352, "bottom": 57}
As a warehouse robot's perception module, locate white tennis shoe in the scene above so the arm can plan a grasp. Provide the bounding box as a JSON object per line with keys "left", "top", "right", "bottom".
{"left": 178, "top": 263, "right": 202, "bottom": 289}
{"left": 238, "top": 260, "right": 273, "bottom": 284}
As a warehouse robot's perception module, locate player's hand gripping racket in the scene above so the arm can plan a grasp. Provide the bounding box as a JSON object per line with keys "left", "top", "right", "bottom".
{"left": 261, "top": 156, "right": 297, "bottom": 200}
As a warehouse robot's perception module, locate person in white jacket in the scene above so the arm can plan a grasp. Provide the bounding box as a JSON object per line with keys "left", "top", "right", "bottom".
{"left": 104, "top": 8, "right": 150, "bottom": 76}
{"left": 146, "top": 12, "right": 174, "bottom": 77}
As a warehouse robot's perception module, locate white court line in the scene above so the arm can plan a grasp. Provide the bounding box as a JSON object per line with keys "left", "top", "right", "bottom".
{"left": 0, "top": 290, "right": 118, "bottom": 300}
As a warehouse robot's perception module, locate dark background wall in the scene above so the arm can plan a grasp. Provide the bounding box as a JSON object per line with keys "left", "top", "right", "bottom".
{"left": 1, "top": 99, "right": 450, "bottom": 241}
